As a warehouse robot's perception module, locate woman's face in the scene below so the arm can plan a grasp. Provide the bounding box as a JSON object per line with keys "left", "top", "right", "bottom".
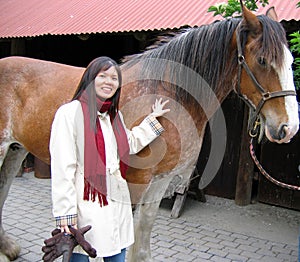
{"left": 94, "top": 66, "right": 119, "bottom": 100}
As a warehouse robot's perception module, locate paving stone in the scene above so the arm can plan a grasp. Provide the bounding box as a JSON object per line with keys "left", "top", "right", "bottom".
{"left": 155, "top": 246, "right": 178, "bottom": 257}
{"left": 171, "top": 244, "right": 194, "bottom": 254}
{"left": 207, "top": 247, "right": 228, "bottom": 258}
{"left": 240, "top": 250, "right": 263, "bottom": 260}
{"left": 155, "top": 240, "right": 174, "bottom": 249}
{"left": 231, "top": 233, "right": 249, "bottom": 240}
{"left": 210, "top": 256, "right": 232, "bottom": 262}
{"left": 256, "top": 248, "right": 277, "bottom": 257}
{"left": 189, "top": 243, "right": 210, "bottom": 253}
{"left": 171, "top": 238, "right": 193, "bottom": 248}
{"left": 222, "top": 246, "right": 242, "bottom": 255}
{"left": 220, "top": 240, "right": 240, "bottom": 248}
{"left": 234, "top": 237, "right": 255, "bottom": 245}
{"left": 238, "top": 244, "right": 259, "bottom": 253}
{"left": 205, "top": 241, "right": 225, "bottom": 250}
{"left": 170, "top": 232, "right": 190, "bottom": 241}
{"left": 215, "top": 229, "right": 232, "bottom": 236}
{"left": 217, "top": 233, "right": 235, "bottom": 242}
{"left": 170, "top": 227, "right": 188, "bottom": 235}
{"left": 202, "top": 235, "right": 222, "bottom": 244}
{"left": 190, "top": 250, "right": 213, "bottom": 259}
{"left": 248, "top": 256, "right": 284, "bottom": 262}
{"left": 226, "top": 253, "right": 248, "bottom": 261}
{"left": 277, "top": 252, "right": 297, "bottom": 261}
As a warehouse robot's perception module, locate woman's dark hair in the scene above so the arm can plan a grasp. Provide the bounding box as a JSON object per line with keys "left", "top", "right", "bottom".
{"left": 72, "top": 56, "right": 122, "bottom": 120}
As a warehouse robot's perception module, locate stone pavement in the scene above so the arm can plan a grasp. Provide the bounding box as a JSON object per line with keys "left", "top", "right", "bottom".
{"left": 2, "top": 172, "right": 299, "bottom": 262}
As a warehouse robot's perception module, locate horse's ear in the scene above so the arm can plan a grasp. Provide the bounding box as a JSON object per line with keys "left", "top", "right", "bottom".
{"left": 239, "top": 0, "right": 244, "bottom": 9}
{"left": 241, "top": 3, "right": 261, "bottom": 36}
{"left": 266, "top": 6, "right": 278, "bottom": 21}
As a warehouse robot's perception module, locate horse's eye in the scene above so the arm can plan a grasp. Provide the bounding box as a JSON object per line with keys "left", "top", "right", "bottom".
{"left": 258, "top": 57, "right": 267, "bottom": 67}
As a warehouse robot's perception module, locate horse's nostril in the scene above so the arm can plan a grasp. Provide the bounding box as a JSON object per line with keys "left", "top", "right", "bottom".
{"left": 278, "top": 124, "right": 288, "bottom": 140}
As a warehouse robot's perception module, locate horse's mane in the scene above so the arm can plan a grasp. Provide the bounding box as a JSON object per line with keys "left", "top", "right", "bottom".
{"left": 245, "top": 15, "right": 287, "bottom": 66}
{"left": 122, "top": 15, "right": 287, "bottom": 100}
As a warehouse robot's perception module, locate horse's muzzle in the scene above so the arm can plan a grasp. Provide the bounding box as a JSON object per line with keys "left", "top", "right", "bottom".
{"left": 265, "top": 124, "right": 299, "bottom": 144}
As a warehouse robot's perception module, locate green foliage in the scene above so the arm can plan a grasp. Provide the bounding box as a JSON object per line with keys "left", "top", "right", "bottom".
{"left": 289, "top": 2, "right": 300, "bottom": 90}
{"left": 290, "top": 31, "right": 300, "bottom": 90}
{"left": 208, "top": 0, "right": 269, "bottom": 18}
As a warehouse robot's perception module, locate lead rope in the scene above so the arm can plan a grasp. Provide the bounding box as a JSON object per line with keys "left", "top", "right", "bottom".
{"left": 249, "top": 137, "right": 300, "bottom": 191}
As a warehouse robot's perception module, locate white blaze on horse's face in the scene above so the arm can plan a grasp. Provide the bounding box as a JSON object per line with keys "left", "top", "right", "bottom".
{"left": 266, "top": 45, "right": 299, "bottom": 143}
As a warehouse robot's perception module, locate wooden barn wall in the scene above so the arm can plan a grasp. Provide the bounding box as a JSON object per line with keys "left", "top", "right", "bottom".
{"left": 0, "top": 32, "right": 154, "bottom": 65}
{"left": 259, "top": 131, "right": 300, "bottom": 210}
{"left": 197, "top": 92, "right": 245, "bottom": 199}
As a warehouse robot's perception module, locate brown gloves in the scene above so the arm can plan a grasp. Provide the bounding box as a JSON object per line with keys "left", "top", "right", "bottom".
{"left": 69, "top": 226, "right": 97, "bottom": 257}
{"left": 42, "top": 225, "right": 97, "bottom": 262}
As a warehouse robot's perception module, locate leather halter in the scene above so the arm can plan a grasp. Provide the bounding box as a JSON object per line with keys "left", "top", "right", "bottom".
{"left": 235, "top": 23, "right": 296, "bottom": 136}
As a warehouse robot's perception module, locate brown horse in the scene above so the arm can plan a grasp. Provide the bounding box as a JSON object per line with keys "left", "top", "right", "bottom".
{"left": 0, "top": 5, "right": 298, "bottom": 262}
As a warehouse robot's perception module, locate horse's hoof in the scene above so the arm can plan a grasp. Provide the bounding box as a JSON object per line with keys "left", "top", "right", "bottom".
{"left": 0, "top": 234, "right": 21, "bottom": 261}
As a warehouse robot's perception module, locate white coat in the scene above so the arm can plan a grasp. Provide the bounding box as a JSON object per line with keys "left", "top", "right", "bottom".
{"left": 49, "top": 100, "right": 164, "bottom": 259}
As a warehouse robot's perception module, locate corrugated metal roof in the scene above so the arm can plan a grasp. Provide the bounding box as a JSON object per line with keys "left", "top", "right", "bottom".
{"left": 0, "top": 0, "right": 299, "bottom": 39}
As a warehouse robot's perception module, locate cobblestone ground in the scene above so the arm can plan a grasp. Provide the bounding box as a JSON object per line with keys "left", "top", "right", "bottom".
{"left": 2, "top": 172, "right": 299, "bottom": 261}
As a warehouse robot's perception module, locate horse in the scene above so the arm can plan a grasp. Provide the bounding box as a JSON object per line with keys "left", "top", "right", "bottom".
{"left": 0, "top": 4, "right": 298, "bottom": 261}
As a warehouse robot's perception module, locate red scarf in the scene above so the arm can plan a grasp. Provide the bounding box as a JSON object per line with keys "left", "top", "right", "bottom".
{"left": 79, "top": 91, "right": 129, "bottom": 207}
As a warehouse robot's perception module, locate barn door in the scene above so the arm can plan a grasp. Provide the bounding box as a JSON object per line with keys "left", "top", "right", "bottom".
{"left": 258, "top": 132, "right": 300, "bottom": 210}
{"left": 201, "top": 92, "right": 245, "bottom": 199}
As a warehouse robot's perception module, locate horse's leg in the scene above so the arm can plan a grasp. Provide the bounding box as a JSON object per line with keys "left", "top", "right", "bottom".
{"left": 127, "top": 174, "right": 173, "bottom": 262}
{"left": 0, "top": 144, "right": 28, "bottom": 261}
{"left": 127, "top": 166, "right": 195, "bottom": 262}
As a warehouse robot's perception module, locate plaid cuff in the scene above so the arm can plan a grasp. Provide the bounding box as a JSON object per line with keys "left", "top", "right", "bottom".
{"left": 55, "top": 214, "right": 77, "bottom": 227}
{"left": 146, "top": 115, "right": 164, "bottom": 135}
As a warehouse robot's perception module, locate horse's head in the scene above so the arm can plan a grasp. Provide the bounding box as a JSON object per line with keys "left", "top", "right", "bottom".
{"left": 235, "top": 4, "right": 299, "bottom": 143}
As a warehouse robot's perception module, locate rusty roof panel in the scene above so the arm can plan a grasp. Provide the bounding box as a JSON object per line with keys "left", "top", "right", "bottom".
{"left": 0, "top": 0, "right": 299, "bottom": 38}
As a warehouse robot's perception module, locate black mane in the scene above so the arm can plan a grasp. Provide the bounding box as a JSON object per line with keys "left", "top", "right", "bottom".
{"left": 122, "top": 15, "right": 287, "bottom": 99}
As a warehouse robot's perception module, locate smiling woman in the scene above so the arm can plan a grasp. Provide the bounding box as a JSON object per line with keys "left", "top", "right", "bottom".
{"left": 48, "top": 56, "right": 170, "bottom": 262}
{"left": 94, "top": 67, "right": 119, "bottom": 100}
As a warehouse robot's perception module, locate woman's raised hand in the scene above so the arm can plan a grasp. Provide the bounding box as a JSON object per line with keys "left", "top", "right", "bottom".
{"left": 151, "top": 98, "right": 170, "bottom": 118}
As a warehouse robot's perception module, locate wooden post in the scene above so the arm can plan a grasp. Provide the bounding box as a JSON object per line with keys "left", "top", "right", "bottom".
{"left": 235, "top": 105, "right": 255, "bottom": 205}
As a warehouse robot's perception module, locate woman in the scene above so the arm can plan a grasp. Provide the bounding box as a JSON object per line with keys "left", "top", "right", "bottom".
{"left": 49, "top": 56, "right": 170, "bottom": 262}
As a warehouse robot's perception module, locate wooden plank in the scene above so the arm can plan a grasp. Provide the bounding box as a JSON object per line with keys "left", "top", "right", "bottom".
{"left": 171, "top": 192, "right": 188, "bottom": 218}
{"left": 170, "top": 168, "right": 206, "bottom": 218}
{"left": 235, "top": 105, "right": 255, "bottom": 206}
{"left": 188, "top": 168, "right": 206, "bottom": 203}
